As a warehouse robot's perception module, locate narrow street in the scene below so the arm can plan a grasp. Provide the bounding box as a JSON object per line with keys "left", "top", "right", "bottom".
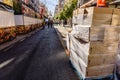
{"left": 0, "top": 0, "right": 120, "bottom": 80}
{"left": 24, "top": 27, "right": 79, "bottom": 80}
{"left": 0, "top": 27, "right": 79, "bottom": 80}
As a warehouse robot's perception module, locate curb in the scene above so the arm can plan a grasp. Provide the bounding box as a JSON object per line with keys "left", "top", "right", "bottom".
{"left": 54, "top": 27, "right": 70, "bottom": 56}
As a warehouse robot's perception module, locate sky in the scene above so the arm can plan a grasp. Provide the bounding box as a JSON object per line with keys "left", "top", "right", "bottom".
{"left": 40, "top": 0, "right": 58, "bottom": 16}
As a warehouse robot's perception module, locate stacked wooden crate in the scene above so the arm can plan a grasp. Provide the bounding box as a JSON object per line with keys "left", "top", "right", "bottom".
{"left": 70, "top": 7, "right": 119, "bottom": 79}
{"left": 111, "top": 8, "right": 120, "bottom": 77}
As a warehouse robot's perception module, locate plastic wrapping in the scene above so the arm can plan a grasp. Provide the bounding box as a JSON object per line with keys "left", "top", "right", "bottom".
{"left": 70, "top": 34, "right": 89, "bottom": 65}
{"left": 116, "top": 54, "right": 120, "bottom": 76}
{"left": 69, "top": 33, "right": 117, "bottom": 78}
{"left": 15, "top": 15, "right": 42, "bottom": 26}
{"left": 70, "top": 49, "right": 86, "bottom": 79}
{"left": 70, "top": 7, "right": 120, "bottom": 79}
{"left": 72, "top": 9, "right": 78, "bottom": 24}
{"left": 69, "top": 25, "right": 119, "bottom": 79}
{"left": 77, "top": 8, "right": 84, "bottom": 25}
{"left": 0, "top": 10, "right": 15, "bottom": 28}
{"left": 69, "top": 34, "right": 117, "bottom": 78}
{"left": 14, "top": 15, "right": 24, "bottom": 25}
{"left": 24, "top": 16, "right": 36, "bottom": 25}
{"left": 66, "top": 33, "right": 70, "bottom": 51}
{"left": 72, "top": 16, "right": 77, "bottom": 24}
{"left": 116, "top": 42, "right": 120, "bottom": 76}
{"left": 73, "top": 26, "right": 90, "bottom": 42}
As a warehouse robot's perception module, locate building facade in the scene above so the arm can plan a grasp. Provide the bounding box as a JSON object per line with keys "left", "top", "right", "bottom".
{"left": 54, "top": 0, "right": 65, "bottom": 16}
{"left": 58, "top": 0, "right": 65, "bottom": 12}
{"left": 54, "top": 5, "right": 58, "bottom": 15}
{"left": 39, "top": 1, "right": 48, "bottom": 18}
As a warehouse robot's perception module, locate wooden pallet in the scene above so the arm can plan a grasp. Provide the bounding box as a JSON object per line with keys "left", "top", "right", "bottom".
{"left": 116, "top": 73, "right": 120, "bottom": 80}
{"left": 69, "top": 60, "right": 114, "bottom": 80}
{"left": 85, "top": 75, "right": 113, "bottom": 80}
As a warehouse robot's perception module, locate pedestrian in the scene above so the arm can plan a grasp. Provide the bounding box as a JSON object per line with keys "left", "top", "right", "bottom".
{"left": 45, "top": 18, "right": 49, "bottom": 28}
{"left": 48, "top": 20, "right": 50, "bottom": 28}
{"left": 50, "top": 20, "right": 53, "bottom": 28}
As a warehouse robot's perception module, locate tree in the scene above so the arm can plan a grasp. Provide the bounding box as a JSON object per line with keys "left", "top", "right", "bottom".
{"left": 13, "top": 0, "right": 22, "bottom": 14}
{"left": 55, "top": 0, "right": 77, "bottom": 20}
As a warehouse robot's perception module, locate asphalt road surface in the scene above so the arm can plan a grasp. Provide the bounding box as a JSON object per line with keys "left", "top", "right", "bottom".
{"left": 0, "top": 27, "right": 79, "bottom": 80}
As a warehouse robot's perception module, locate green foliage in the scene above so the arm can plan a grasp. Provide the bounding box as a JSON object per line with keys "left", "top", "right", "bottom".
{"left": 55, "top": 0, "right": 77, "bottom": 20}
{"left": 13, "top": 0, "right": 22, "bottom": 15}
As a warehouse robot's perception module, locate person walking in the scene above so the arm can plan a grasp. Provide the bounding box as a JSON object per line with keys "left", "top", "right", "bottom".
{"left": 50, "top": 20, "right": 53, "bottom": 28}
{"left": 45, "top": 18, "right": 49, "bottom": 28}
{"left": 48, "top": 20, "right": 50, "bottom": 28}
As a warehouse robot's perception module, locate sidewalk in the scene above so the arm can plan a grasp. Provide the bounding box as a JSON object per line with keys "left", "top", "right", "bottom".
{"left": 0, "top": 28, "right": 41, "bottom": 51}
{"left": 54, "top": 25, "right": 72, "bottom": 55}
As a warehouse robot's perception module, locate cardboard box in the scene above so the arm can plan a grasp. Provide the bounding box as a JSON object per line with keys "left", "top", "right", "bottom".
{"left": 82, "top": 7, "right": 113, "bottom": 26}
{"left": 90, "top": 42, "right": 118, "bottom": 54}
{"left": 90, "top": 27, "right": 105, "bottom": 41}
{"left": 72, "top": 25, "right": 118, "bottom": 42}
{"left": 112, "top": 9, "right": 120, "bottom": 26}
{"left": 88, "top": 54, "right": 116, "bottom": 67}
{"left": 104, "top": 26, "right": 119, "bottom": 43}
{"left": 86, "top": 64, "right": 114, "bottom": 77}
